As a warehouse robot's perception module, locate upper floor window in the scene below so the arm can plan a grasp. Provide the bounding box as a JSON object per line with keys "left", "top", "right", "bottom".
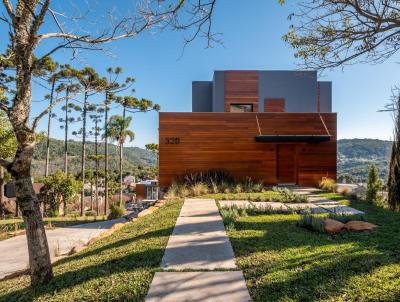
{"left": 230, "top": 104, "right": 253, "bottom": 113}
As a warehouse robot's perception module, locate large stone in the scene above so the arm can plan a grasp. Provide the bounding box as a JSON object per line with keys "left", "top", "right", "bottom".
{"left": 324, "top": 218, "right": 345, "bottom": 234}
{"left": 344, "top": 221, "right": 378, "bottom": 232}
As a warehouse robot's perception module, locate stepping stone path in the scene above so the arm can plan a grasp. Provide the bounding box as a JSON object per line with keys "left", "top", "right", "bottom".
{"left": 219, "top": 187, "right": 364, "bottom": 215}
{"left": 146, "top": 199, "right": 251, "bottom": 301}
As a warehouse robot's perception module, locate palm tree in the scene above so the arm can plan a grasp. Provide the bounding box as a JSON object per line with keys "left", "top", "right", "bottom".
{"left": 105, "top": 115, "right": 134, "bottom": 206}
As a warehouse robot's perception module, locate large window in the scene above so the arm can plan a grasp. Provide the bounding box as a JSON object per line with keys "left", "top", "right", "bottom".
{"left": 230, "top": 104, "right": 253, "bottom": 113}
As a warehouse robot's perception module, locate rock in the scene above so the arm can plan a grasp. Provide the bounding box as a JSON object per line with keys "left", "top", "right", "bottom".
{"left": 344, "top": 221, "right": 378, "bottom": 232}
{"left": 324, "top": 218, "right": 345, "bottom": 234}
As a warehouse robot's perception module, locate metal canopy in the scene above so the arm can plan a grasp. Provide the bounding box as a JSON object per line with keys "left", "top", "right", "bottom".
{"left": 255, "top": 135, "right": 331, "bottom": 143}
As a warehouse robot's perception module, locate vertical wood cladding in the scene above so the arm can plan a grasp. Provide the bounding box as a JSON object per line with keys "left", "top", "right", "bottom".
{"left": 224, "top": 71, "right": 259, "bottom": 112}
{"left": 159, "top": 113, "right": 337, "bottom": 187}
{"left": 265, "top": 98, "right": 286, "bottom": 112}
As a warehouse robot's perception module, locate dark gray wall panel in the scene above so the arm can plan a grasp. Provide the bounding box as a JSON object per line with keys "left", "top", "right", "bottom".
{"left": 212, "top": 71, "right": 225, "bottom": 112}
{"left": 259, "top": 71, "right": 318, "bottom": 112}
{"left": 192, "top": 81, "right": 212, "bottom": 112}
{"left": 319, "top": 81, "right": 332, "bottom": 112}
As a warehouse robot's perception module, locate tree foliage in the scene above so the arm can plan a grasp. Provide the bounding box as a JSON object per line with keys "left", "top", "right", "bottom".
{"left": 284, "top": 0, "right": 400, "bottom": 69}
{"left": 366, "top": 164, "right": 383, "bottom": 202}
{"left": 388, "top": 92, "right": 400, "bottom": 211}
{"left": 42, "top": 171, "right": 82, "bottom": 215}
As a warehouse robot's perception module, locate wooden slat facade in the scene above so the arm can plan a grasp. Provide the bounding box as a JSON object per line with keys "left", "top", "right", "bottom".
{"left": 224, "top": 71, "right": 259, "bottom": 112}
{"left": 159, "top": 112, "right": 337, "bottom": 187}
{"left": 264, "top": 98, "right": 285, "bottom": 112}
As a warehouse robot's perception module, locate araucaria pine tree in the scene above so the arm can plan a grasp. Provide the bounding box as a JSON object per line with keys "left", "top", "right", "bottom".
{"left": 388, "top": 92, "right": 400, "bottom": 211}
{"left": 366, "top": 164, "right": 382, "bottom": 202}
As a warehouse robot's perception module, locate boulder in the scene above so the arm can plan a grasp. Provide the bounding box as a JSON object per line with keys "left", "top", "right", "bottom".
{"left": 344, "top": 221, "right": 378, "bottom": 232}
{"left": 324, "top": 218, "right": 345, "bottom": 234}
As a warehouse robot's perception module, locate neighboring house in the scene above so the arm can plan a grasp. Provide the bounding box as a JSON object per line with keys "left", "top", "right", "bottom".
{"left": 158, "top": 70, "right": 337, "bottom": 188}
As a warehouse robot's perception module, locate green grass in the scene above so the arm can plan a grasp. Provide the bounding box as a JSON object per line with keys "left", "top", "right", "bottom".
{"left": 222, "top": 193, "right": 400, "bottom": 301}
{"left": 0, "top": 216, "right": 107, "bottom": 241}
{"left": 0, "top": 199, "right": 183, "bottom": 302}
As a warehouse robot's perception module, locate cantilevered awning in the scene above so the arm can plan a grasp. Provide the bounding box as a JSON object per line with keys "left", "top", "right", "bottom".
{"left": 254, "top": 113, "right": 333, "bottom": 143}
{"left": 255, "top": 135, "right": 331, "bottom": 143}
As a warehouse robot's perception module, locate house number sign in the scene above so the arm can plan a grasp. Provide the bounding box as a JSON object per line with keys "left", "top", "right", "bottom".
{"left": 165, "top": 137, "right": 180, "bottom": 144}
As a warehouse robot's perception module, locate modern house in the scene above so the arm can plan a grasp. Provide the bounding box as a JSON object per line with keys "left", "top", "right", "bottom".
{"left": 159, "top": 70, "right": 337, "bottom": 187}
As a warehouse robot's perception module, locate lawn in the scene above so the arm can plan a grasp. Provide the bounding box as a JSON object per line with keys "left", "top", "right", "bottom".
{"left": 0, "top": 199, "right": 183, "bottom": 302}
{"left": 222, "top": 193, "right": 400, "bottom": 301}
{"left": 0, "top": 216, "right": 107, "bottom": 241}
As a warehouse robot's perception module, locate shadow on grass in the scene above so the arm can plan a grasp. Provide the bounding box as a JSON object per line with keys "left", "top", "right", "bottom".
{"left": 0, "top": 200, "right": 184, "bottom": 302}
{"left": 226, "top": 198, "right": 400, "bottom": 301}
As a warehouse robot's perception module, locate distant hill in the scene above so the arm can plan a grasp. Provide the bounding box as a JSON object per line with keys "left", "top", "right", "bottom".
{"left": 338, "top": 139, "right": 392, "bottom": 182}
{"left": 32, "top": 138, "right": 391, "bottom": 183}
{"left": 32, "top": 138, "right": 156, "bottom": 177}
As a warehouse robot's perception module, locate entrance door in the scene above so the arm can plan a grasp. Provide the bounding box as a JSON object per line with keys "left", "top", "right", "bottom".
{"left": 277, "top": 144, "right": 297, "bottom": 184}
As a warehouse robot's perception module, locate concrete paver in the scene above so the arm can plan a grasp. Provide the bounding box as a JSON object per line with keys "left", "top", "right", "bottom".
{"left": 146, "top": 272, "right": 251, "bottom": 302}
{"left": 320, "top": 204, "right": 365, "bottom": 215}
{"left": 0, "top": 217, "right": 125, "bottom": 279}
{"left": 161, "top": 199, "right": 236, "bottom": 270}
{"left": 147, "top": 198, "right": 250, "bottom": 301}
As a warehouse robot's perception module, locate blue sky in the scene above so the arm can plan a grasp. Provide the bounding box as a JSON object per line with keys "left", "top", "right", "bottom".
{"left": 5, "top": 1, "right": 399, "bottom": 147}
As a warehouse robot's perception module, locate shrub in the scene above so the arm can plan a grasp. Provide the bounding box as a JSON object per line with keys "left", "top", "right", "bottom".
{"left": 234, "top": 183, "right": 243, "bottom": 194}
{"left": 297, "top": 210, "right": 326, "bottom": 233}
{"left": 252, "top": 182, "right": 264, "bottom": 193}
{"left": 210, "top": 180, "right": 219, "bottom": 194}
{"left": 191, "top": 182, "right": 209, "bottom": 196}
{"left": 366, "top": 164, "right": 383, "bottom": 203}
{"left": 242, "top": 177, "right": 255, "bottom": 193}
{"left": 328, "top": 212, "right": 365, "bottom": 223}
{"left": 272, "top": 186, "right": 309, "bottom": 203}
{"left": 178, "top": 170, "right": 234, "bottom": 187}
{"left": 319, "top": 177, "right": 337, "bottom": 192}
{"left": 85, "top": 210, "right": 97, "bottom": 217}
{"left": 340, "top": 187, "right": 350, "bottom": 196}
{"left": 108, "top": 204, "right": 126, "bottom": 219}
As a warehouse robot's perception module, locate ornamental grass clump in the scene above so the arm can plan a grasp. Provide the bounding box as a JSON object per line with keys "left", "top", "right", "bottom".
{"left": 297, "top": 210, "right": 326, "bottom": 233}
{"left": 319, "top": 177, "right": 337, "bottom": 192}
{"left": 191, "top": 182, "right": 209, "bottom": 196}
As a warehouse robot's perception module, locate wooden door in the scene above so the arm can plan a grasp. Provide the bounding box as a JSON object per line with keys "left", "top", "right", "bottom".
{"left": 277, "top": 144, "right": 297, "bottom": 184}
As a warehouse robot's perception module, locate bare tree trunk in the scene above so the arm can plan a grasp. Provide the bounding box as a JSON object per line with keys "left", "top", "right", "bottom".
{"left": 104, "top": 92, "right": 109, "bottom": 215}
{"left": 45, "top": 78, "right": 56, "bottom": 177}
{"left": 119, "top": 142, "right": 123, "bottom": 207}
{"left": 95, "top": 118, "right": 99, "bottom": 216}
{"left": 80, "top": 91, "right": 88, "bottom": 216}
{"left": 11, "top": 143, "right": 53, "bottom": 285}
{"left": 0, "top": 167, "right": 4, "bottom": 217}
{"left": 64, "top": 88, "right": 70, "bottom": 174}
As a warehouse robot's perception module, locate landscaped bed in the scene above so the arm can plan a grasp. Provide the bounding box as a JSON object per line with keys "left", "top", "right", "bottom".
{"left": 0, "top": 216, "right": 107, "bottom": 241}
{"left": 220, "top": 192, "right": 400, "bottom": 301}
{"left": 0, "top": 199, "right": 183, "bottom": 302}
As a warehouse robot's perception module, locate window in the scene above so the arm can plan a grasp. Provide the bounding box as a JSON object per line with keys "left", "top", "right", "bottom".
{"left": 229, "top": 104, "right": 253, "bottom": 113}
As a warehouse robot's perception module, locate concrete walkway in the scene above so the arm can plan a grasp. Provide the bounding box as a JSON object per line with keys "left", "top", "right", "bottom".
{"left": 0, "top": 217, "right": 125, "bottom": 279}
{"left": 146, "top": 199, "right": 251, "bottom": 302}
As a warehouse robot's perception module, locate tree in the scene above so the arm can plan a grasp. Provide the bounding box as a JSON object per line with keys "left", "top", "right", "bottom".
{"left": 366, "top": 164, "right": 383, "bottom": 202}
{"left": 74, "top": 67, "right": 106, "bottom": 216}
{"left": 283, "top": 1, "right": 400, "bottom": 69}
{"left": 145, "top": 143, "right": 159, "bottom": 179}
{"left": 89, "top": 107, "right": 104, "bottom": 215}
{"left": 388, "top": 91, "right": 400, "bottom": 210}
{"left": 58, "top": 83, "right": 81, "bottom": 174}
{"left": 0, "top": 111, "right": 17, "bottom": 216}
{"left": 0, "top": 0, "right": 220, "bottom": 287}
{"left": 42, "top": 171, "right": 81, "bottom": 216}
{"left": 105, "top": 115, "right": 135, "bottom": 206}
